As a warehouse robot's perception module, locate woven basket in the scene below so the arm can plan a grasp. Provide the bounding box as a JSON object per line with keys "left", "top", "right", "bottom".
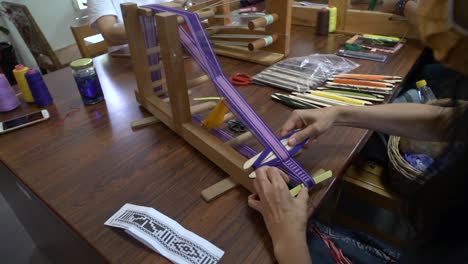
{"left": 386, "top": 100, "right": 452, "bottom": 197}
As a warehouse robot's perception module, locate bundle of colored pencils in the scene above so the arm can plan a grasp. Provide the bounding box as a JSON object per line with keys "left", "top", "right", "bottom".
{"left": 271, "top": 74, "right": 402, "bottom": 109}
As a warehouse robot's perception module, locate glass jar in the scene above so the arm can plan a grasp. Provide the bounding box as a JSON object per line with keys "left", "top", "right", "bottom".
{"left": 70, "top": 58, "right": 105, "bottom": 105}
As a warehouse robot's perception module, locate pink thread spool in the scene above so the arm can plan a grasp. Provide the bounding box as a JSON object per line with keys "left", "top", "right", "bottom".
{"left": 0, "top": 73, "right": 20, "bottom": 112}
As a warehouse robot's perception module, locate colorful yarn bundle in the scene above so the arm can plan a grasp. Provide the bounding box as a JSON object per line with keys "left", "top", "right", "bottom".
{"left": 25, "top": 69, "right": 53, "bottom": 107}
{"left": 0, "top": 73, "right": 20, "bottom": 112}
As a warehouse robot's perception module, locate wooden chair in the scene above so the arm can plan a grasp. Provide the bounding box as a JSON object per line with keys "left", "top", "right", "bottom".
{"left": 332, "top": 160, "right": 404, "bottom": 246}
{"left": 1, "top": 2, "right": 67, "bottom": 72}
{"left": 70, "top": 24, "right": 108, "bottom": 58}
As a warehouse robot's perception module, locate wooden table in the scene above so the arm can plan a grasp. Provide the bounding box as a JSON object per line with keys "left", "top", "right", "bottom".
{"left": 0, "top": 25, "right": 423, "bottom": 263}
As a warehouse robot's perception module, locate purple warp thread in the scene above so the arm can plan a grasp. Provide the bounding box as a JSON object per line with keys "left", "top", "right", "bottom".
{"left": 0, "top": 73, "right": 20, "bottom": 112}
{"left": 141, "top": 16, "right": 163, "bottom": 91}
{"left": 25, "top": 69, "right": 53, "bottom": 107}
{"left": 143, "top": 5, "right": 314, "bottom": 188}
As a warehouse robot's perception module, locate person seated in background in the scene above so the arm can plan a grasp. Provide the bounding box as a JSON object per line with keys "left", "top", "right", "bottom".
{"left": 87, "top": 0, "right": 174, "bottom": 48}
{"left": 249, "top": 0, "right": 468, "bottom": 263}
{"left": 351, "top": 0, "right": 419, "bottom": 26}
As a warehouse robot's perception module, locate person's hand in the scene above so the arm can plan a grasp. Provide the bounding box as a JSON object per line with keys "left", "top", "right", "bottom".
{"left": 247, "top": 167, "right": 309, "bottom": 245}
{"left": 247, "top": 167, "right": 314, "bottom": 263}
{"left": 280, "top": 108, "right": 339, "bottom": 147}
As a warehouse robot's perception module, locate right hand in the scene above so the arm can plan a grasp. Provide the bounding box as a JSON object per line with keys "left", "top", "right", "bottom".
{"left": 280, "top": 108, "right": 339, "bottom": 146}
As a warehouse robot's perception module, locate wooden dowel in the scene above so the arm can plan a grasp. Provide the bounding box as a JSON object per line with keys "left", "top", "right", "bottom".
{"left": 148, "top": 64, "right": 162, "bottom": 72}
{"left": 248, "top": 13, "right": 278, "bottom": 30}
{"left": 131, "top": 116, "right": 160, "bottom": 130}
{"left": 151, "top": 79, "right": 165, "bottom": 89}
{"left": 177, "top": 10, "right": 215, "bottom": 24}
{"left": 155, "top": 88, "right": 167, "bottom": 97}
{"left": 248, "top": 34, "right": 278, "bottom": 51}
{"left": 223, "top": 112, "right": 234, "bottom": 122}
{"left": 146, "top": 46, "right": 160, "bottom": 55}
{"left": 187, "top": 75, "right": 210, "bottom": 89}
{"left": 190, "top": 101, "right": 217, "bottom": 115}
{"left": 224, "top": 131, "right": 253, "bottom": 146}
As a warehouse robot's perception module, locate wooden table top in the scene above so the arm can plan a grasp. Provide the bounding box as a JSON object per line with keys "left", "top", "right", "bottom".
{"left": 0, "top": 25, "right": 423, "bottom": 263}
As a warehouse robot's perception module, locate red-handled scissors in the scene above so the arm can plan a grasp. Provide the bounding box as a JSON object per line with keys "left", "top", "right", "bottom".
{"left": 230, "top": 73, "right": 253, "bottom": 86}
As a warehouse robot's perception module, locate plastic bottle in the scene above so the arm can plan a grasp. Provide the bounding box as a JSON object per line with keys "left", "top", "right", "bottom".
{"left": 416, "top": 80, "right": 436, "bottom": 103}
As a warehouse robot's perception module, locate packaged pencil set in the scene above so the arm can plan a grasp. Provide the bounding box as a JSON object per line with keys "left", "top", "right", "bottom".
{"left": 271, "top": 74, "right": 402, "bottom": 109}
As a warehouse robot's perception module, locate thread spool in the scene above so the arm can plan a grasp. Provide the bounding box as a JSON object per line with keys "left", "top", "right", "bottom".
{"left": 328, "top": 5, "right": 337, "bottom": 33}
{"left": 13, "top": 64, "right": 34, "bottom": 103}
{"left": 316, "top": 8, "right": 329, "bottom": 36}
{"left": 248, "top": 34, "right": 278, "bottom": 51}
{"left": 25, "top": 69, "right": 53, "bottom": 107}
{"left": 248, "top": 13, "right": 278, "bottom": 30}
{"left": 0, "top": 73, "right": 20, "bottom": 112}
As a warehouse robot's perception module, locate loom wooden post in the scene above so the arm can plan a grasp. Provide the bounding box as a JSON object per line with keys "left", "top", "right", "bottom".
{"left": 329, "top": 0, "right": 349, "bottom": 30}
{"left": 121, "top": 3, "right": 154, "bottom": 108}
{"left": 156, "top": 12, "right": 192, "bottom": 134}
{"left": 208, "top": 0, "right": 231, "bottom": 26}
{"left": 248, "top": 13, "right": 278, "bottom": 30}
{"left": 263, "top": 0, "right": 292, "bottom": 55}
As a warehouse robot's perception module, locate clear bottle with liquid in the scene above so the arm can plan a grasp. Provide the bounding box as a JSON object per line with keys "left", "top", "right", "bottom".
{"left": 416, "top": 79, "right": 436, "bottom": 103}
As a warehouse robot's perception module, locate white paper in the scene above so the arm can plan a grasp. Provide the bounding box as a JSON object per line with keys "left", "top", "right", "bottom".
{"left": 105, "top": 203, "right": 224, "bottom": 264}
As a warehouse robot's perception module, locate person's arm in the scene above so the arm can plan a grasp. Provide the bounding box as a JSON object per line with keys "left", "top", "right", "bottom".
{"left": 247, "top": 167, "right": 313, "bottom": 264}
{"left": 92, "top": 1, "right": 182, "bottom": 46}
{"left": 95, "top": 15, "right": 128, "bottom": 46}
{"left": 282, "top": 103, "right": 455, "bottom": 146}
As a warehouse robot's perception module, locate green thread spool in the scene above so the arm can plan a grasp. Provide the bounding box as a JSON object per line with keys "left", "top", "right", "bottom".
{"left": 328, "top": 5, "right": 337, "bottom": 33}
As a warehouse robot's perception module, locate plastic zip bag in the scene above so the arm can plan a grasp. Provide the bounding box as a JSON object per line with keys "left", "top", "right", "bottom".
{"left": 253, "top": 54, "right": 359, "bottom": 92}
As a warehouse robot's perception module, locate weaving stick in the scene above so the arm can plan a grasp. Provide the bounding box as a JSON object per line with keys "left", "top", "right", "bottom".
{"left": 248, "top": 13, "right": 278, "bottom": 30}
{"left": 248, "top": 34, "right": 278, "bottom": 51}
{"left": 190, "top": 0, "right": 292, "bottom": 65}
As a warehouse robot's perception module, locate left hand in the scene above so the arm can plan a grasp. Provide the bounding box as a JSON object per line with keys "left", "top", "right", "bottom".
{"left": 247, "top": 166, "right": 310, "bottom": 248}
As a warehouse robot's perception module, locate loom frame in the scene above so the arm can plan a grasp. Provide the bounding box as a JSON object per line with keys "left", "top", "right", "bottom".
{"left": 122, "top": 2, "right": 260, "bottom": 201}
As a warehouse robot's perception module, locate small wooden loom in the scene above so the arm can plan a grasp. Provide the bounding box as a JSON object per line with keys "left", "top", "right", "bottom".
{"left": 122, "top": 2, "right": 325, "bottom": 202}
{"left": 292, "top": 0, "right": 418, "bottom": 39}
{"left": 186, "top": 0, "right": 293, "bottom": 65}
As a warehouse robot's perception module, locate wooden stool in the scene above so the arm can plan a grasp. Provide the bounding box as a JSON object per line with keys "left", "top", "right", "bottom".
{"left": 70, "top": 24, "right": 109, "bottom": 59}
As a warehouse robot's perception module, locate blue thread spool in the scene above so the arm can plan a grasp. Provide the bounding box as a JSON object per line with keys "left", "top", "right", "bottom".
{"left": 70, "top": 58, "right": 104, "bottom": 105}
{"left": 25, "top": 69, "right": 53, "bottom": 107}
